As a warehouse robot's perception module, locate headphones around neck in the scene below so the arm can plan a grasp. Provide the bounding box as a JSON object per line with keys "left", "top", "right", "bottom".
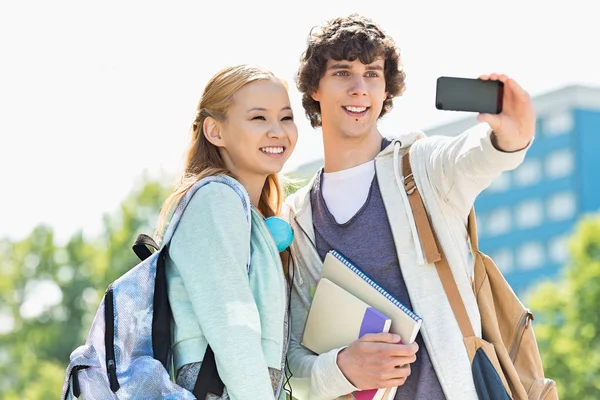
{"left": 264, "top": 216, "right": 294, "bottom": 252}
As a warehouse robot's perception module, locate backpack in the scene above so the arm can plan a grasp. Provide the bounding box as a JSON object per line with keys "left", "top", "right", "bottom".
{"left": 61, "top": 175, "right": 252, "bottom": 400}
{"left": 401, "top": 150, "right": 558, "bottom": 400}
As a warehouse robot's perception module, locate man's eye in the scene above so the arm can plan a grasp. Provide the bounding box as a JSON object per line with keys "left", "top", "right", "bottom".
{"left": 334, "top": 71, "right": 349, "bottom": 76}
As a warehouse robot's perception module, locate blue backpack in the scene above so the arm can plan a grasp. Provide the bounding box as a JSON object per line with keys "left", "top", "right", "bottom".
{"left": 61, "top": 176, "right": 252, "bottom": 400}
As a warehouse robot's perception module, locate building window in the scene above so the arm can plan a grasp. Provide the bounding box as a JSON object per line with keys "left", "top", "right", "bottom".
{"left": 547, "top": 192, "right": 577, "bottom": 221}
{"left": 517, "top": 242, "right": 544, "bottom": 270}
{"left": 485, "top": 208, "right": 511, "bottom": 236}
{"left": 490, "top": 249, "right": 514, "bottom": 273}
{"left": 546, "top": 150, "right": 574, "bottom": 179}
{"left": 515, "top": 200, "right": 543, "bottom": 229}
{"left": 488, "top": 172, "right": 510, "bottom": 192}
{"left": 549, "top": 236, "right": 570, "bottom": 263}
{"left": 514, "top": 159, "right": 542, "bottom": 187}
{"left": 542, "top": 111, "right": 573, "bottom": 136}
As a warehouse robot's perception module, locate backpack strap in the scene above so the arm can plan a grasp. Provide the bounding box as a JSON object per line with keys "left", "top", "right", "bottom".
{"left": 467, "top": 208, "right": 480, "bottom": 254}
{"left": 152, "top": 175, "right": 252, "bottom": 399}
{"left": 401, "top": 153, "right": 441, "bottom": 265}
{"left": 161, "top": 175, "right": 252, "bottom": 266}
{"left": 133, "top": 176, "right": 252, "bottom": 265}
{"left": 401, "top": 151, "right": 476, "bottom": 339}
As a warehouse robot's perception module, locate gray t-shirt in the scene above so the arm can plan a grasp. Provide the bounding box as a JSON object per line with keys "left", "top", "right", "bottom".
{"left": 310, "top": 140, "right": 445, "bottom": 400}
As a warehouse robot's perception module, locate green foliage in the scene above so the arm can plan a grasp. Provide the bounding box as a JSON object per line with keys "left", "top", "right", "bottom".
{"left": 528, "top": 214, "right": 600, "bottom": 399}
{"left": 283, "top": 175, "right": 308, "bottom": 198}
{"left": 0, "top": 173, "right": 172, "bottom": 399}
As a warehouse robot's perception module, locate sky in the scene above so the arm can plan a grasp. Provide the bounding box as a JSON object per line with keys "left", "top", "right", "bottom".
{"left": 1, "top": 0, "right": 599, "bottom": 244}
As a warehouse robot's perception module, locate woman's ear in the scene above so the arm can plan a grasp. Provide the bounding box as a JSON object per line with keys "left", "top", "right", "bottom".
{"left": 203, "top": 117, "right": 224, "bottom": 147}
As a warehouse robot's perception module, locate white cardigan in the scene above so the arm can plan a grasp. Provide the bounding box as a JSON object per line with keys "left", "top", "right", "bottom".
{"left": 282, "top": 124, "right": 530, "bottom": 400}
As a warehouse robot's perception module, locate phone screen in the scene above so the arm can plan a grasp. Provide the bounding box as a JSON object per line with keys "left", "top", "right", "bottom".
{"left": 435, "top": 77, "right": 503, "bottom": 114}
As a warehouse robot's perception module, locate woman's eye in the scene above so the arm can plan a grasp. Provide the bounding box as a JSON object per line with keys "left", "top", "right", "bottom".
{"left": 252, "top": 116, "right": 266, "bottom": 121}
{"left": 282, "top": 116, "right": 294, "bottom": 121}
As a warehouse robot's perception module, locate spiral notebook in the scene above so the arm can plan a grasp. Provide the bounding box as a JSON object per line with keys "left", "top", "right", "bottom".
{"left": 320, "top": 250, "right": 422, "bottom": 344}
{"left": 301, "top": 278, "right": 397, "bottom": 400}
{"left": 302, "top": 278, "right": 392, "bottom": 355}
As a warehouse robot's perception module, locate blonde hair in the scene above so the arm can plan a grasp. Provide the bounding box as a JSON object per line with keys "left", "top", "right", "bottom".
{"left": 155, "top": 65, "right": 286, "bottom": 243}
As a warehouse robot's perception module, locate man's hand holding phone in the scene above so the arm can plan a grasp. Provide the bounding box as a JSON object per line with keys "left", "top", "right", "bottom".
{"left": 436, "top": 74, "right": 535, "bottom": 152}
{"left": 477, "top": 74, "right": 535, "bottom": 152}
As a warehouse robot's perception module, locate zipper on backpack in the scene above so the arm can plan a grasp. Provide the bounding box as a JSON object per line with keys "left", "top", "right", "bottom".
{"left": 104, "top": 285, "right": 120, "bottom": 392}
{"left": 509, "top": 310, "right": 533, "bottom": 361}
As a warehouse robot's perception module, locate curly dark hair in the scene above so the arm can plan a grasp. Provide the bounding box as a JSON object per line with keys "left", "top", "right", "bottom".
{"left": 296, "top": 14, "right": 406, "bottom": 128}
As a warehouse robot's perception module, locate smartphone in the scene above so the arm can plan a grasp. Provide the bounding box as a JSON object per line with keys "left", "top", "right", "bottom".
{"left": 435, "top": 76, "right": 504, "bottom": 114}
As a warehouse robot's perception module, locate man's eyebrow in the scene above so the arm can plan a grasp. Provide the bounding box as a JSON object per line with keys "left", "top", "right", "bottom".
{"left": 365, "top": 64, "right": 384, "bottom": 71}
{"left": 328, "top": 63, "right": 352, "bottom": 70}
{"left": 327, "top": 63, "right": 384, "bottom": 71}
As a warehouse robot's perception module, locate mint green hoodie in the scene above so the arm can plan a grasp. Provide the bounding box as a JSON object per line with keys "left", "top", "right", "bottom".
{"left": 165, "top": 178, "right": 287, "bottom": 399}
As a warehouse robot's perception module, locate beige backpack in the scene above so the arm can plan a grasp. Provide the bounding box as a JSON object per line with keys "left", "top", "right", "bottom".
{"left": 402, "top": 151, "right": 558, "bottom": 400}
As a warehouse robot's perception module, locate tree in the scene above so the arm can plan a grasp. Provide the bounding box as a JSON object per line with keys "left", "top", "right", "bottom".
{"left": 0, "top": 225, "right": 76, "bottom": 397}
{"left": 527, "top": 214, "right": 600, "bottom": 399}
{"left": 0, "top": 172, "right": 172, "bottom": 399}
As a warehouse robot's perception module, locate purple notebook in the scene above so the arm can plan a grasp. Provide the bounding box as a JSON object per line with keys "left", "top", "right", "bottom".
{"left": 359, "top": 307, "right": 390, "bottom": 337}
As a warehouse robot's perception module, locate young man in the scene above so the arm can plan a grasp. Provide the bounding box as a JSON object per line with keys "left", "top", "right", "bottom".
{"left": 283, "top": 14, "right": 535, "bottom": 400}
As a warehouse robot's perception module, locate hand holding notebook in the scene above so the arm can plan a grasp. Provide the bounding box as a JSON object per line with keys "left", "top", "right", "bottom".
{"left": 302, "top": 250, "right": 423, "bottom": 400}
{"left": 337, "top": 334, "right": 417, "bottom": 400}
{"left": 302, "top": 278, "right": 397, "bottom": 400}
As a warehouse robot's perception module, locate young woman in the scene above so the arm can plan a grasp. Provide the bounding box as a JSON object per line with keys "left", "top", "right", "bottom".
{"left": 155, "top": 64, "right": 298, "bottom": 399}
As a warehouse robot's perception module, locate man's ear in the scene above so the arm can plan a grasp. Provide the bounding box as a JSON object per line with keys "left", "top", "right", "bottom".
{"left": 311, "top": 90, "right": 321, "bottom": 102}
{"left": 203, "top": 117, "right": 224, "bottom": 147}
